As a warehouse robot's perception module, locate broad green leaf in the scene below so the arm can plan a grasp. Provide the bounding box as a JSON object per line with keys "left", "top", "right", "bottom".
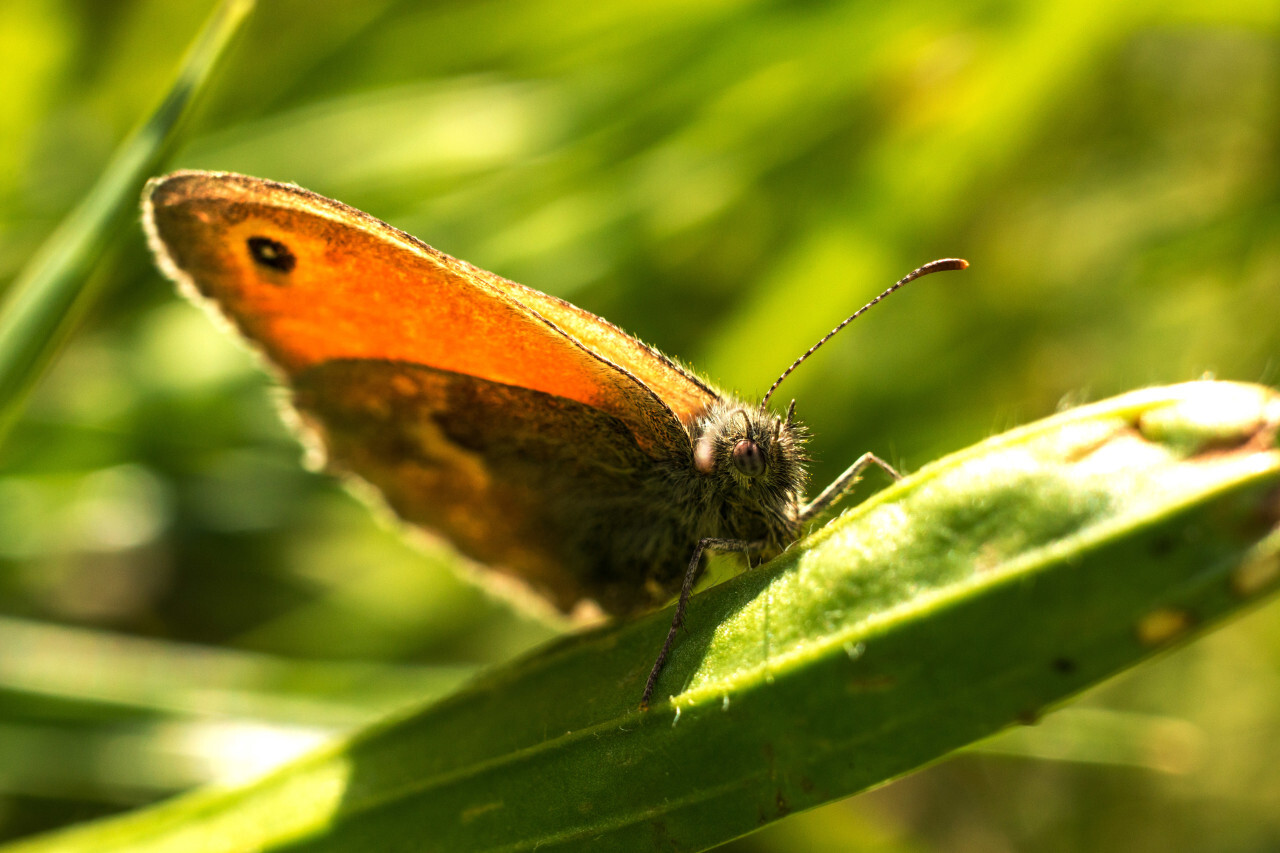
{"left": 0, "top": 0, "right": 254, "bottom": 438}
{"left": 6, "top": 380, "right": 1278, "bottom": 853}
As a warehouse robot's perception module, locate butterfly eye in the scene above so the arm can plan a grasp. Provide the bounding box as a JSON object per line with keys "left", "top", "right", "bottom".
{"left": 247, "top": 236, "right": 296, "bottom": 273}
{"left": 731, "top": 439, "right": 767, "bottom": 478}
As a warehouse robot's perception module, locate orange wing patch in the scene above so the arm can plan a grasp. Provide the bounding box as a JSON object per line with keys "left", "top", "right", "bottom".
{"left": 144, "top": 172, "right": 716, "bottom": 456}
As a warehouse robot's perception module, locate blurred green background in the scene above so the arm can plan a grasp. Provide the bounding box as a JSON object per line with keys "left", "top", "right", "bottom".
{"left": 1, "top": 0, "right": 1279, "bottom": 849}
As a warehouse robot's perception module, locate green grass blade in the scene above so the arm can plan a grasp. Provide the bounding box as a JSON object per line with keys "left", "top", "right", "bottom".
{"left": 0, "top": 615, "right": 474, "bottom": 725}
{"left": 0, "top": 0, "right": 254, "bottom": 439}
{"left": 6, "top": 380, "right": 1278, "bottom": 853}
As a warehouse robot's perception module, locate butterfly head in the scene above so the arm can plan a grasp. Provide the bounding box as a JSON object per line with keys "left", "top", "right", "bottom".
{"left": 692, "top": 400, "right": 809, "bottom": 501}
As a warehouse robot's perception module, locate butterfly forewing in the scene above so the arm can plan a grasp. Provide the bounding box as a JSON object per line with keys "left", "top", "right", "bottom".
{"left": 144, "top": 172, "right": 700, "bottom": 456}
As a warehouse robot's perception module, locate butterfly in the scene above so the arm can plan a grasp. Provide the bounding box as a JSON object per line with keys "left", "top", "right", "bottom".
{"left": 142, "top": 171, "right": 966, "bottom": 706}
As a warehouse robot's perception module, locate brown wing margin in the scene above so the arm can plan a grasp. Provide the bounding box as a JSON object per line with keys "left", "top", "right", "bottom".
{"left": 142, "top": 171, "right": 716, "bottom": 457}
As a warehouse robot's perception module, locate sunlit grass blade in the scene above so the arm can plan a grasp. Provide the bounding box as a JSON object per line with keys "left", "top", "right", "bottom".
{"left": 0, "top": 616, "right": 476, "bottom": 802}
{"left": 5, "top": 381, "right": 1278, "bottom": 853}
{"left": 0, "top": 615, "right": 473, "bottom": 726}
{"left": 0, "top": 0, "right": 255, "bottom": 439}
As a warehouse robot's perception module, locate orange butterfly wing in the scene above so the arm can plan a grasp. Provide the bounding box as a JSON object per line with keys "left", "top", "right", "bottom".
{"left": 144, "top": 172, "right": 720, "bottom": 451}
{"left": 143, "top": 171, "right": 722, "bottom": 612}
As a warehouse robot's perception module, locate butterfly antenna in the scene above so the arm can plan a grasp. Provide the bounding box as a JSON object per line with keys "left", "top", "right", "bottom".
{"left": 759, "top": 258, "right": 968, "bottom": 411}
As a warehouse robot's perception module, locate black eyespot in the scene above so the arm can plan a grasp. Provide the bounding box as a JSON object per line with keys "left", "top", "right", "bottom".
{"left": 247, "top": 236, "right": 296, "bottom": 273}
{"left": 731, "top": 439, "right": 767, "bottom": 478}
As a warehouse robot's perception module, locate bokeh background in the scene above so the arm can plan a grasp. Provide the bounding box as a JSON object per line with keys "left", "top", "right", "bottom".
{"left": 2, "top": 0, "right": 1279, "bottom": 849}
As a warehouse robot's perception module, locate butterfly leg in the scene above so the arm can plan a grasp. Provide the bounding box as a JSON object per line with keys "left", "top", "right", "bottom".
{"left": 641, "top": 536, "right": 763, "bottom": 708}
{"left": 799, "top": 452, "right": 902, "bottom": 523}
